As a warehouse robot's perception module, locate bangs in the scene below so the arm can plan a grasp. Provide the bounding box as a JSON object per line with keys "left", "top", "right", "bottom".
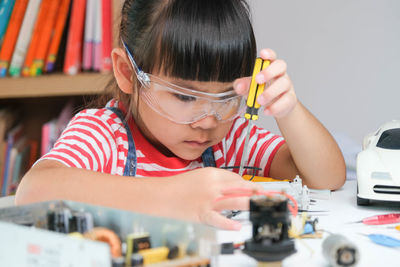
{"left": 140, "top": 0, "right": 257, "bottom": 82}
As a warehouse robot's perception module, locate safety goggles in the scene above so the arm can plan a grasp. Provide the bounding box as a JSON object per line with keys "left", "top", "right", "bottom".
{"left": 123, "top": 42, "right": 245, "bottom": 124}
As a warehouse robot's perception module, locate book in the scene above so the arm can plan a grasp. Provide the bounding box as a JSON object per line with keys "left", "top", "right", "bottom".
{"left": 92, "top": 0, "right": 101, "bottom": 71}
{"left": 22, "top": 0, "right": 52, "bottom": 77}
{"left": 101, "top": 0, "right": 112, "bottom": 72}
{"left": 0, "top": 0, "right": 28, "bottom": 77}
{"left": 41, "top": 100, "right": 74, "bottom": 156}
{"left": 0, "top": 0, "right": 16, "bottom": 45}
{"left": 63, "top": 0, "right": 87, "bottom": 75}
{"left": 8, "top": 0, "right": 42, "bottom": 77}
{"left": 0, "top": 108, "right": 16, "bottom": 194}
{"left": 82, "top": 0, "right": 95, "bottom": 71}
{"left": 40, "top": 119, "right": 52, "bottom": 156}
{"left": 30, "top": 0, "right": 61, "bottom": 76}
{"left": 5, "top": 136, "right": 26, "bottom": 195}
{"left": 27, "top": 140, "right": 38, "bottom": 170}
{"left": 2, "top": 123, "right": 23, "bottom": 196}
{"left": 9, "top": 138, "right": 30, "bottom": 195}
{"left": 45, "top": 0, "right": 71, "bottom": 73}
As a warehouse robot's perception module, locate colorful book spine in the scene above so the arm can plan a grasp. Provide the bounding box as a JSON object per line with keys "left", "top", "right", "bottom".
{"left": 82, "top": 0, "right": 97, "bottom": 70}
{"left": 21, "top": 0, "right": 51, "bottom": 77}
{"left": 0, "top": 0, "right": 16, "bottom": 44}
{"left": 30, "top": 0, "right": 61, "bottom": 76}
{"left": 63, "top": 0, "right": 87, "bottom": 75}
{"left": 8, "top": 0, "right": 42, "bottom": 77}
{"left": 9, "top": 141, "right": 30, "bottom": 195}
{"left": 0, "top": 0, "right": 28, "bottom": 77}
{"left": 5, "top": 137, "right": 25, "bottom": 195}
{"left": 27, "top": 140, "right": 38, "bottom": 171}
{"left": 92, "top": 0, "right": 102, "bottom": 71}
{"left": 101, "top": 0, "right": 112, "bottom": 72}
{"left": 82, "top": 0, "right": 95, "bottom": 71}
{"left": 1, "top": 124, "right": 23, "bottom": 196}
{"left": 45, "top": 0, "right": 71, "bottom": 73}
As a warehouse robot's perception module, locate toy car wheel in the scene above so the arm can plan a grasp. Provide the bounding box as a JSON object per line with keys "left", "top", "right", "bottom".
{"left": 356, "top": 185, "right": 370, "bottom": 206}
{"left": 357, "top": 196, "right": 370, "bottom": 206}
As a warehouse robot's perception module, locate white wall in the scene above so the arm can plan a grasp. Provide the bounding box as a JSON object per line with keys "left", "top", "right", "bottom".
{"left": 249, "top": 0, "right": 400, "bottom": 145}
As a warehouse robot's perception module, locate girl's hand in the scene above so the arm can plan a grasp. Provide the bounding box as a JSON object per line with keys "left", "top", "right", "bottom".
{"left": 234, "top": 49, "right": 298, "bottom": 118}
{"left": 166, "top": 167, "right": 262, "bottom": 230}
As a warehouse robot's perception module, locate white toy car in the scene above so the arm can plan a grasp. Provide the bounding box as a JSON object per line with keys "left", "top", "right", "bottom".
{"left": 357, "top": 120, "right": 400, "bottom": 205}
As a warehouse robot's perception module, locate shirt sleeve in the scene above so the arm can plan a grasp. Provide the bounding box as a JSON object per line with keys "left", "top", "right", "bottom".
{"left": 220, "top": 117, "right": 285, "bottom": 177}
{"left": 38, "top": 109, "right": 121, "bottom": 174}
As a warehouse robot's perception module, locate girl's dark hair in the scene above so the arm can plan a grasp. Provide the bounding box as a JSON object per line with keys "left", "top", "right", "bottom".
{"left": 98, "top": 0, "right": 257, "bottom": 108}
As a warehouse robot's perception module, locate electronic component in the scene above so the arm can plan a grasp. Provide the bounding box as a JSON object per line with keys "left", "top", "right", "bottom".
{"left": 69, "top": 211, "right": 94, "bottom": 233}
{"left": 322, "top": 234, "right": 359, "bottom": 267}
{"left": 83, "top": 227, "right": 122, "bottom": 258}
{"left": 47, "top": 207, "right": 72, "bottom": 233}
{"left": 137, "top": 246, "right": 179, "bottom": 265}
{"left": 243, "top": 194, "right": 296, "bottom": 264}
{"left": 47, "top": 208, "right": 94, "bottom": 234}
{"left": 250, "top": 175, "right": 311, "bottom": 210}
{"left": 125, "top": 232, "right": 152, "bottom": 265}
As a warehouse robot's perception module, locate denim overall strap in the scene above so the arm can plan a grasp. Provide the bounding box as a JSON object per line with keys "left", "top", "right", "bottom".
{"left": 202, "top": 147, "right": 216, "bottom": 167}
{"left": 107, "top": 108, "right": 215, "bottom": 174}
{"left": 107, "top": 107, "right": 137, "bottom": 176}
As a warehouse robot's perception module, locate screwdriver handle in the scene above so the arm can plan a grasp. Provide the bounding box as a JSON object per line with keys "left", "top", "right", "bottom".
{"left": 245, "top": 58, "right": 270, "bottom": 121}
{"left": 363, "top": 213, "right": 400, "bottom": 225}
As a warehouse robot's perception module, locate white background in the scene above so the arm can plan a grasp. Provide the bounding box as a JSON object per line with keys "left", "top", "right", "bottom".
{"left": 249, "top": 0, "right": 400, "bottom": 145}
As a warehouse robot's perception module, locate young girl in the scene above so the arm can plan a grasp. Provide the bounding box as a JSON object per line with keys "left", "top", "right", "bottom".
{"left": 16, "top": 0, "right": 346, "bottom": 230}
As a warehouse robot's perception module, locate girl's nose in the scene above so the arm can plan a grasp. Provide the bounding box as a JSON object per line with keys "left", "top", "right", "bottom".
{"left": 190, "top": 114, "right": 219, "bottom": 129}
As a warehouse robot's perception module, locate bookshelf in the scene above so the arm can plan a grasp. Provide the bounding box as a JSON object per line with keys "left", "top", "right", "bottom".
{"left": 0, "top": 0, "right": 123, "bottom": 196}
{"left": 0, "top": 73, "right": 110, "bottom": 98}
{"left": 0, "top": 73, "right": 111, "bottom": 196}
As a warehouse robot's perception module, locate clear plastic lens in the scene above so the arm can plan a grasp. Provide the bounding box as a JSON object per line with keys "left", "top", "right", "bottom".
{"left": 140, "top": 79, "right": 244, "bottom": 124}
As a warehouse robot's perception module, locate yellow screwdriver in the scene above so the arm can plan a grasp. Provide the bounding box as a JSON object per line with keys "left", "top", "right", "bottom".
{"left": 238, "top": 58, "right": 270, "bottom": 177}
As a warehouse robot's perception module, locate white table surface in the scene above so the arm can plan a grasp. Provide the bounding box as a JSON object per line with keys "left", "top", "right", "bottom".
{"left": 217, "top": 180, "right": 400, "bottom": 267}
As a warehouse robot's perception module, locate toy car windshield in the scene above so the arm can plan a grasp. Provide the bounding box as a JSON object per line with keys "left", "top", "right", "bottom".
{"left": 376, "top": 129, "right": 400, "bottom": 149}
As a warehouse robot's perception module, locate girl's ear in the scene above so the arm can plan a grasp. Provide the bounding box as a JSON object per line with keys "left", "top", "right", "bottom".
{"left": 112, "top": 48, "right": 134, "bottom": 94}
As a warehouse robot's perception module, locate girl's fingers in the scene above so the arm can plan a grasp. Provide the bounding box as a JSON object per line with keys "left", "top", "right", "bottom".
{"left": 264, "top": 91, "right": 297, "bottom": 118}
{"left": 213, "top": 196, "right": 250, "bottom": 211}
{"left": 256, "top": 59, "right": 287, "bottom": 84}
{"left": 220, "top": 183, "right": 262, "bottom": 195}
{"left": 233, "top": 77, "right": 251, "bottom": 95}
{"left": 257, "top": 74, "right": 292, "bottom": 106}
{"left": 260, "top": 48, "right": 277, "bottom": 61}
{"left": 200, "top": 210, "right": 242, "bottom": 231}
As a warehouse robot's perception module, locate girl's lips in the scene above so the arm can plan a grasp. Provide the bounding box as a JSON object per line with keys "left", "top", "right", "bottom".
{"left": 184, "top": 140, "right": 211, "bottom": 147}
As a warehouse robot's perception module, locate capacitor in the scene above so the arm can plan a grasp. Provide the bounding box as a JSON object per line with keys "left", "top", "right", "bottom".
{"left": 322, "top": 234, "right": 359, "bottom": 267}
{"left": 47, "top": 208, "right": 72, "bottom": 233}
{"left": 69, "top": 211, "right": 94, "bottom": 233}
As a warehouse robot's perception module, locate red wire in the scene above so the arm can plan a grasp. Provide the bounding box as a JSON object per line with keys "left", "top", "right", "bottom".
{"left": 215, "top": 188, "right": 298, "bottom": 217}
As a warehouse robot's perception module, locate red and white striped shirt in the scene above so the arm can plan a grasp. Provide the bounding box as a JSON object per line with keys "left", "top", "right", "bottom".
{"left": 40, "top": 100, "right": 285, "bottom": 177}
